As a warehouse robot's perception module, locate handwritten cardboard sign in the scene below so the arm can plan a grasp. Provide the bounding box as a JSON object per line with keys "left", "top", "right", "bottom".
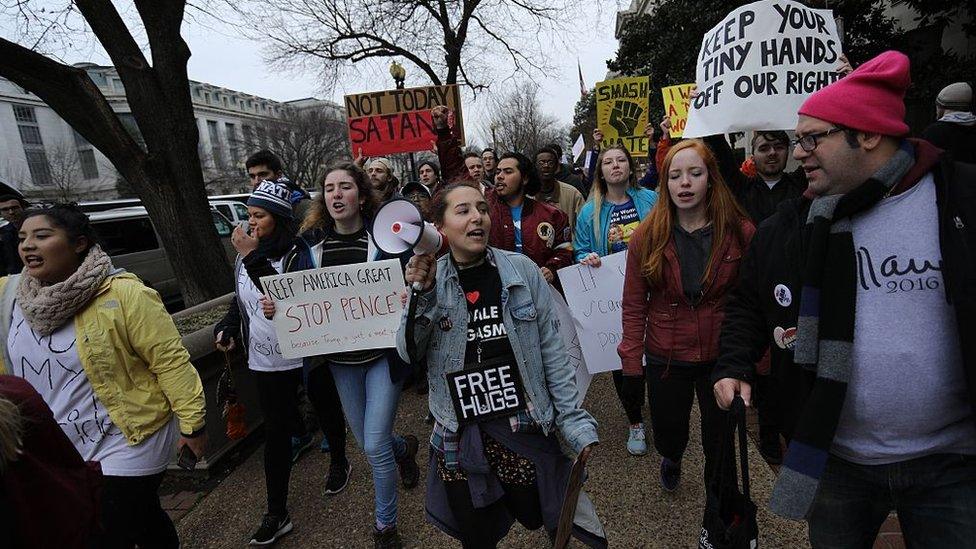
{"left": 549, "top": 285, "right": 593, "bottom": 404}
{"left": 683, "top": 0, "right": 842, "bottom": 137}
{"left": 596, "top": 76, "right": 651, "bottom": 157}
{"left": 260, "top": 259, "right": 406, "bottom": 359}
{"left": 662, "top": 83, "right": 695, "bottom": 138}
{"left": 556, "top": 251, "right": 627, "bottom": 374}
{"left": 344, "top": 84, "right": 464, "bottom": 157}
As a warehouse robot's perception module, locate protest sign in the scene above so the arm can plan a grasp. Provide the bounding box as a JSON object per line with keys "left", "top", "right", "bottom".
{"left": 662, "top": 84, "right": 695, "bottom": 138}
{"left": 595, "top": 77, "right": 651, "bottom": 157}
{"left": 557, "top": 251, "right": 627, "bottom": 374}
{"left": 549, "top": 285, "right": 592, "bottom": 404}
{"left": 344, "top": 84, "right": 464, "bottom": 157}
{"left": 683, "top": 0, "right": 842, "bottom": 138}
{"left": 261, "top": 259, "right": 406, "bottom": 359}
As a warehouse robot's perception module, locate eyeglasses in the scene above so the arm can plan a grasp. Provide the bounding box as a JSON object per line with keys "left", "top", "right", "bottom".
{"left": 792, "top": 128, "right": 844, "bottom": 152}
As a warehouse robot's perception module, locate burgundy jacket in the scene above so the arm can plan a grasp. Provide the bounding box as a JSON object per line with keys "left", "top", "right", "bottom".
{"left": 486, "top": 190, "right": 573, "bottom": 273}
{"left": 0, "top": 375, "right": 102, "bottom": 548}
{"left": 618, "top": 220, "right": 755, "bottom": 375}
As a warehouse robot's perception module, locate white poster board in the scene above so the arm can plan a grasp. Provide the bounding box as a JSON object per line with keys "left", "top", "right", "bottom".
{"left": 549, "top": 285, "right": 592, "bottom": 404}
{"left": 556, "top": 251, "right": 627, "bottom": 374}
{"left": 261, "top": 259, "right": 406, "bottom": 359}
{"left": 683, "top": 0, "right": 842, "bottom": 138}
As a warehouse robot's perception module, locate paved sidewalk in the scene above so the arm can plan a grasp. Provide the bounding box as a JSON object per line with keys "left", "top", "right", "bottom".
{"left": 173, "top": 372, "right": 818, "bottom": 547}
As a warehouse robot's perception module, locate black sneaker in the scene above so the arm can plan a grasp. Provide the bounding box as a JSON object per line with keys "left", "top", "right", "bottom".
{"left": 396, "top": 435, "right": 420, "bottom": 489}
{"left": 373, "top": 525, "right": 403, "bottom": 549}
{"left": 249, "top": 513, "right": 293, "bottom": 546}
{"left": 324, "top": 460, "right": 352, "bottom": 495}
{"left": 660, "top": 457, "right": 681, "bottom": 492}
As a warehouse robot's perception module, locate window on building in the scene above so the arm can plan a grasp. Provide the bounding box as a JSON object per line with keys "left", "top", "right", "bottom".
{"left": 222, "top": 96, "right": 229, "bottom": 107}
{"left": 207, "top": 120, "right": 224, "bottom": 167}
{"left": 24, "top": 150, "right": 53, "bottom": 187}
{"left": 78, "top": 149, "right": 99, "bottom": 180}
{"left": 13, "top": 104, "right": 37, "bottom": 123}
{"left": 17, "top": 125, "right": 43, "bottom": 146}
{"left": 204, "top": 92, "right": 211, "bottom": 104}
{"left": 14, "top": 105, "right": 52, "bottom": 187}
{"left": 225, "top": 123, "right": 239, "bottom": 163}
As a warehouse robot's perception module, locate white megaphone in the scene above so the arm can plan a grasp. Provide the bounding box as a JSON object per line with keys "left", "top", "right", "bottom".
{"left": 373, "top": 198, "right": 444, "bottom": 289}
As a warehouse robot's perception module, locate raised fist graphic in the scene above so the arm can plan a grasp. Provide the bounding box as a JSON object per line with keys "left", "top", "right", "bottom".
{"left": 609, "top": 100, "right": 643, "bottom": 136}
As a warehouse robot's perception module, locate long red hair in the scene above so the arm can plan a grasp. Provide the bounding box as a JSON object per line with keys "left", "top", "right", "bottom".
{"left": 631, "top": 139, "right": 747, "bottom": 288}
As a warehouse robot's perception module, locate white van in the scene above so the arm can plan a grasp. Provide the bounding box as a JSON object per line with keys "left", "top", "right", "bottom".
{"left": 209, "top": 199, "right": 249, "bottom": 225}
{"left": 89, "top": 206, "right": 236, "bottom": 310}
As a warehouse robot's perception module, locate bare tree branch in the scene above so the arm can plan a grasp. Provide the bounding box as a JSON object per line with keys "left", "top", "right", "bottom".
{"left": 229, "top": 0, "right": 579, "bottom": 93}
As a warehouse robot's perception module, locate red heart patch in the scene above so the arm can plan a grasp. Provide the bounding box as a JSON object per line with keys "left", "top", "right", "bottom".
{"left": 465, "top": 291, "right": 480, "bottom": 304}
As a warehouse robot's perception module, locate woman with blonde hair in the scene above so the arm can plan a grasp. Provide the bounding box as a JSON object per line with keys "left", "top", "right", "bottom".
{"left": 573, "top": 136, "right": 658, "bottom": 456}
{"left": 617, "top": 139, "right": 754, "bottom": 492}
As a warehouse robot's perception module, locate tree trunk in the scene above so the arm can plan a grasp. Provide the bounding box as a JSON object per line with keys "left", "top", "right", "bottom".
{"left": 0, "top": 1, "right": 234, "bottom": 305}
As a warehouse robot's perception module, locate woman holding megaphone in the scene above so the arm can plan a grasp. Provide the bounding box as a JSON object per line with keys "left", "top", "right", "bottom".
{"left": 398, "top": 183, "right": 605, "bottom": 548}
{"left": 254, "top": 163, "right": 420, "bottom": 549}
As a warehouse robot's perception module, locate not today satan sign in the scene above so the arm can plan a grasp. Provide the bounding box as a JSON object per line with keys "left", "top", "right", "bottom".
{"left": 683, "top": 0, "right": 843, "bottom": 138}
{"left": 260, "top": 259, "right": 406, "bottom": 359}
{"left": 344, "top": 84, "right": 464, "bottom": 157}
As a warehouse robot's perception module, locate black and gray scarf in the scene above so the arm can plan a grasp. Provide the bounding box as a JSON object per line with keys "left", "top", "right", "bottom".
{"left": 770, "top": 142, "right": 915, "bottom": 519}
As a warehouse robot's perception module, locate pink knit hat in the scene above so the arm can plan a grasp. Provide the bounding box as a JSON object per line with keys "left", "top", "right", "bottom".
{"left": 798, "top": 50, "right": 911, "bottom": 136}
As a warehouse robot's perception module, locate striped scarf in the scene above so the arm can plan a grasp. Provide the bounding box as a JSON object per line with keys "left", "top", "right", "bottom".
{"left": 770, "top": 142, "right": 915, "bottom": 519}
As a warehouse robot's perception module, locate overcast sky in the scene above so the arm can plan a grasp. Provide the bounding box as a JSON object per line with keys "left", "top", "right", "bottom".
{"left": 173, "top": 7, "right": 621, "bottom": 138}
{"left": 1, "top": 2, "right": 623, "bottom": 145}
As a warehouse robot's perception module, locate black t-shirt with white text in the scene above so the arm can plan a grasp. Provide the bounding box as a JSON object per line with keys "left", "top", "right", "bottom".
{"left": 457, "top": 261, "right": 516, "bottom": 367}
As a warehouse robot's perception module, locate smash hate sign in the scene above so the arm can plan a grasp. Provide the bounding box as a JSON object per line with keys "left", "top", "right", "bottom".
{"left": 261, "top": 259, "right": 406, "bottom": 359}
{"left": 596, "top": 76, "right": 651, "bottom": 157}
{"left": 344, "top": 84, "right": 464, "bottom": 157}
{"left": 683, "top": 0, "right": 843, "bottom": 138}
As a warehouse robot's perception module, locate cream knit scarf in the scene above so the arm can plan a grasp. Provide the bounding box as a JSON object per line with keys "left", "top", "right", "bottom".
{"left": 16, "top": 245, "right": 113, "bottom": 336}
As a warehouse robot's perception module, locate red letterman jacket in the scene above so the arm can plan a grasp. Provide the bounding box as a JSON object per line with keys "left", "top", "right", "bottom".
{"left": 486, "top": 189, "right": 573, "bottom": 273}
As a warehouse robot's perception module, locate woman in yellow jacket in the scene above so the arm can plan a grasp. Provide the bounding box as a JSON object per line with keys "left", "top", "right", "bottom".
{"left": 0, "top": 204, "right": 206, "bottom": 549}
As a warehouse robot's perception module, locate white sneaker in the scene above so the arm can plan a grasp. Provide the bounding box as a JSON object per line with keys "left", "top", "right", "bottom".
{"left": 627, "top": 423, "right": 648, "bottom": 456}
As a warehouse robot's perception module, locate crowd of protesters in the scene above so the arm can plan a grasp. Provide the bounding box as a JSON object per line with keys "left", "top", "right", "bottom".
{"left": 0, "top": 49, "right": 974, "bottom": 549}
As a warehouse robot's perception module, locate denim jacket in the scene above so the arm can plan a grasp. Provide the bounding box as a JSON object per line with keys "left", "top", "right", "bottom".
{"left": 396, "top": 247, "right": 598, "bottom": 453}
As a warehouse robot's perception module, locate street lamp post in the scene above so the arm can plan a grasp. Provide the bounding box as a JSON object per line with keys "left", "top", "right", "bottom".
{"left": 389, "top": 61, "right": 417, "bottom": 183}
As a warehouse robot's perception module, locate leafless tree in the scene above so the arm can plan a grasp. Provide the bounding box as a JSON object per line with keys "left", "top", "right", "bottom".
{"left": 231, "top": 0, "right": 584, "bottom": 94}
{"left": 236, "top": 105, "right": 350, "bottom": 189}
{"left": 480, "top": 83, "right": 568, "bottom": 156}
{"left": 0, "top": 1, "right": 233, "bottom": 305}
{"left": 27, "top": 141, "right": 84, "bottom": 203}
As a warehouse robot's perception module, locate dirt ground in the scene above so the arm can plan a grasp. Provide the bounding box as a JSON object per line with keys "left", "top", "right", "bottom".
{"left": 176, "top": 372, "right": 808, "bottom": 548}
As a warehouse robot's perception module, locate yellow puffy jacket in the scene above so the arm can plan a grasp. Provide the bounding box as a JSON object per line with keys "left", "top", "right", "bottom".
{"left": 0, "top": 273, "right": 206, "bottom": 445}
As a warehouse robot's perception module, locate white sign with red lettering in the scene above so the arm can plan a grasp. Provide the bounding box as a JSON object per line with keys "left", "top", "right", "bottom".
{"left": 261, "top": 259, "right": 406, "bottom": 359}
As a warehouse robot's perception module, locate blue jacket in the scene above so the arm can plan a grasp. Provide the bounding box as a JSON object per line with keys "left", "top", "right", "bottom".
{"left": 573, "top": 187, "right": 658, "bottom": 261}
{"left": 396, "top": 248, "right": 598, "bottom": 453}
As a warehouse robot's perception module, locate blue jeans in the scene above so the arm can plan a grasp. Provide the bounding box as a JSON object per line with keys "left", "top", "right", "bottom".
{"left": 329, "top": 356, "right": 406, "bottom": 527}
{"left": 808, "top": 453, "right": 976, "bottom": 548}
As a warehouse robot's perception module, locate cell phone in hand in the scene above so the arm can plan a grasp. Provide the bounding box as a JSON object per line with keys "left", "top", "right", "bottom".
{"left": 177, "top": 444, "right": 198, "bottom": 470}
